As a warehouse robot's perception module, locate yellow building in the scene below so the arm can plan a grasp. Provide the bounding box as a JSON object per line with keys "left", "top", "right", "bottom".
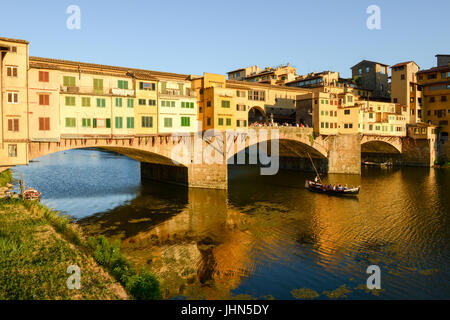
{"left": 132, "top": 73, "right": 158, "bottom": 135}
{"left": 358, "top": 101, "right": 408, "bottom": 137}
{"left": 391, "top": 61, "right": 423, "bottom": 124}
{"left": 0, "top": 37, "right": 29, "bottom": 167}
{"left": 157, "top": 76, "right": 197, "bottom": 134}
{"left": 227, "top": 64, "right": 297, "bottom": 85}
{"left": 417, "top": 61, "right": 450, "bottom": 160}
{"left": 193, "top": 73, "right": 310, "bottom": 131}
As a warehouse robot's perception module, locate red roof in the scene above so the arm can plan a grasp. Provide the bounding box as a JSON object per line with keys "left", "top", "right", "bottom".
{"left": 391, "top": 61, "right": 417, "bottom": 68}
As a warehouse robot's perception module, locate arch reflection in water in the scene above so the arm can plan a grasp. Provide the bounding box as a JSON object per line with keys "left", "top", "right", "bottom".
{"left": 80, "top": 185, "right": 254, "bottom": 299}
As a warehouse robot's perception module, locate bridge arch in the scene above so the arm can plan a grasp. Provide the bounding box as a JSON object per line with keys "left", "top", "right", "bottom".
{"left": 248, "top": 106, "right": 266, "bottom": 125}
{"left": 361, "top": 140, "right": 401, "bottom": 154}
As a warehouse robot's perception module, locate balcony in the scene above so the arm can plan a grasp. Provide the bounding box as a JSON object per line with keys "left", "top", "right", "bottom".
{"left": 110, "top": 88, "right": 134, "bottom": 97}
{"left": 60, "top": 85, "right": 135, "bottom": 97}
{"left": 159, "top": 88, "right": 197, "bottom": 98}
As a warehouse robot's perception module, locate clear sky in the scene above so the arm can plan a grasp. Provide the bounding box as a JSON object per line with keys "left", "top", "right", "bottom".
{"left": 1, "top": 0, "right": 449, "bottom": 78}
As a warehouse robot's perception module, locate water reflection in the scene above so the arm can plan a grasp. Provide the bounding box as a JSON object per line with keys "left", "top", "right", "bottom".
{"left": 11, "top": 149, "right": 450, "bottom": 299}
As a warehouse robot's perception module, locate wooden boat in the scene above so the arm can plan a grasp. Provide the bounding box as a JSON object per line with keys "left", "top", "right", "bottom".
{"left": 305, "top": 180, "right": 360, "bottom": 195}
{"left": 305, "top": 152, "right": 360, "bottom": 196}
{"left": 22, "top": 188, "right": 41, "bottom": 201}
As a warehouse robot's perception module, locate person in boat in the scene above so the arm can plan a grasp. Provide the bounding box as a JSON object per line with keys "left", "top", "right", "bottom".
{"left": 314, "top": 176, "right": 319, "bottom": 183}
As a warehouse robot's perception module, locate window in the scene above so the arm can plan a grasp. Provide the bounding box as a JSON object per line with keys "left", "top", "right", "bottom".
{"left": 218, "top": 118, "right": 224, "bottom": 126}
{"left": 82, "top": 118, "right": 91, "bottom": 128}
{"left": 141, "top": 116, "right": 153, "bottom": 128}
{"left": 7, "top": 92, "right": 18, "bottom": 104}
{"left": 8, "top": 145, "right": 17, "bottom": 158}
{"left": 441, "top": 72, "right": 447, "bottom": 79}
{"left": 126, "top": 117, "right": 134, "bottom": 129}
{"left": 400, "top": 74, "right": 405, "bottom": 80}
{"left": 6, "top": 66, "right": 18, "bottom": 77}
{"left": 429, "top": 97, "right": 435, "bottom": 103}
{"left": 138, "top": 99, "right": 146, "bottom": 105}
{"left": 82, "top": 97, "right": 91, "bottom": 107}
{"left": 127, "top": 99, "right": 134, "bottom": 108}
{"left": 221, "top": 100, "right": 230, "bottom": 108}
{"left": 427, "top": 74, "right": 437, "bottom": 80}
{"left": 39, "top": 94, "right": 50, "bottom": 106}
{"left": 181, "top": 117, "right": 190, "bottom": 127}
{"left": 96, "top": 98, "right": 106, "bottom": 108}
{"left": 115, "top": 117, "right": 123, "bottom": 129}
{"left": 358, "top": 68, "right": 362, "bottom": 75}
{"left": 347, "top": 96, "right": 353, "bottom": 103}
{"left": 207, "top": 118, "right": 211, "bottom": 126}
{"left": 115, "top": 98, "right": 122, "bottom": 107}
{"left": 38, "top": 117, "right": 50, "bottom": 131}
{"left": 349, "top": 123, "right": 353, "bottom": 128}
{"left": 236, "top": 90, "right": 246, "bottom": 97}
{"left": 39, "top": 71, "right": 49, "bottom": 82}
{"left": 149, "top": 99, "right": 156, "bottom": 106}
{"left": 63, "top": 96, "right": 75, "bottom": 106}
{"left": 11, "top": 46, "right": 17, "bottom": 53}
{"left": 441, "top": 96, "right": 447, "bottom": 102}
{"left": 393, "top": 98, "right": 398, "bottom": 103}
{"left": 366, "top": 67, "right": 370, "bottom": 73}
{"left": 248, "top": 90, "right": 265, "bottom": 101}
{"left": 139, "top": 82, "right": 155, "bottom": 90}
{"left": 344, "top": 109, "right": 350, "bottom": 115}
{"left": 226, "top": 118, "right": 231, "bottom": 126}
{"left": 207, "top": 101, "right": 211, "bottom": 107}
{"left": 106, "top": 118, "right": 111, "bottom": 128}
{"left": 344, "top": 124, "right": 348, "bottom": 129}
{"left": 161, "top": 100, "right": 175, "bottom": 107}
{"left": 93, "top": 79, "right": 103, "bottom": 93}
{"left": 93, "top": 118, "right": 107, "bottom": 128}
{"left": 164, "top": 118, "right": 173, "bottom": 128}
{"left": 63, "top": 76, "right": 76, "bottom": 87}
{"left": 65, "top": 118, "right": 76, "bottom": 128}
{"left": 7, "top": 119, "right": 19, "bottom": 132}
{"left": 118, "top": 80, "right": 128, "bottom": 89}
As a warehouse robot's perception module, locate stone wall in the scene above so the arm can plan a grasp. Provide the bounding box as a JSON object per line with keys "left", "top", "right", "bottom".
{"left": 328, "top": 134, "right": 361, "bottom": 174}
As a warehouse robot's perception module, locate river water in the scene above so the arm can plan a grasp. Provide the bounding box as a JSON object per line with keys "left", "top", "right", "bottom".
{"left": 11, "top": 149, "right": 450, "bottom": 299}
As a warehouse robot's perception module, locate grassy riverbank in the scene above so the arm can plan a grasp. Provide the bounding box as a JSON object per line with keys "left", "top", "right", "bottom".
{"left": 0, "top": 197, "right": 161, "bottom": 300}
{"left": 0, "top": 169, "right": 12, "bottom": 187}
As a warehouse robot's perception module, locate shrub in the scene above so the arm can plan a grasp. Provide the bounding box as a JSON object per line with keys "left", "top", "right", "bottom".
{"left": 125, "top": 270, "right": 161, "bottom": 300}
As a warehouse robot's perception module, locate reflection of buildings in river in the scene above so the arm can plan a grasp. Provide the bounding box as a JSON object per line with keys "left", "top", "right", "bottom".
{"left": 119, "top": 188, "right": 253, "bottom": 298}
{"left": 305, "top": 168, "right": 441, "bottom": 274}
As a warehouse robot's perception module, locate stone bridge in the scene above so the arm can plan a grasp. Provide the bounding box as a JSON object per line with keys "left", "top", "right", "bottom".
{"left": 27, "top": 127, "right": 436, "bottom": 189}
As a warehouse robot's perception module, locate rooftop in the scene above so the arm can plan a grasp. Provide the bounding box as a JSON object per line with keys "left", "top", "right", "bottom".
{"left": 0, "top": 36, "right": 29, "bottom": 44}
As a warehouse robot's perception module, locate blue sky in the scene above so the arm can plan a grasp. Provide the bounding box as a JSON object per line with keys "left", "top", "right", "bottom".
{"left": 1, "top": 0, "right": 449, "bottom": 78}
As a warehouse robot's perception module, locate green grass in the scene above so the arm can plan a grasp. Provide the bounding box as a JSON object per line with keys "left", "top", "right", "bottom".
{"left": 0, "top": 199, "right": 128, "bottom": 300}
{"left": 87, "top": 236, "right": 161, "bottom": 300}
{"left": 0, "top": 198, "right": 161, "bottom": 300}
{"left": 0, "top": 170, "right": 12, "bottom": 187}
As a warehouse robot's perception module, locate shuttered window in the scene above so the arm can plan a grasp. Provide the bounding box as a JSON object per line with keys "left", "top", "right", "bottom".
{"left": 218, "top": 118, "right": 223, "bottom": 126}
{"left": 221, "top": 100, "right": 230, "bottom": 108}
{"left": 118, "top": 80, "right": 128, "bottom": 89}
{"left": 82, "top": 97, "right": 91, "bottom": 107}
{"left": 63, "top": 76, "right": 76, "bottom": 87}
{"left": 39, "top": 71, "right": 49, "bottom": 82}
{"left": 164, "top": 118, "right": 172, "bottom": 128}
{"left": 39, "top": 94, "right": 50, "bottom": 106}
{"left": 7, "top": 119, "right": 19, "bottom": 132}
{"left": 181, "top": 117, "right": 190, "bottom": 127}
{"left": 93, "top": 79, "right": 103, "bottom": 93}
{"left": 96, "top": 98, "right": 106, "bottom": 107}
{"left": 106, "top": 118, "right": 111, "bottom": 128}
{"left": 116, "top": 98, "right": 122, "bottom": 107}
{"left": 115, "top": 117, "right": 123, "bottom": 128}
{"left": 65, "top": 118, "right": 76, "bottom": 128}
{"left": 39, "top": 118, "right": 50, "bottom": 131}
{"left": 126, "top": 117, "right": 134, "bottom": 129}
{"left": 65, "top": 96, "right": 76, "bottom": 106}
{"left": 82, "top": 118, "right": 91, "bottom": 128}
{"left": 127, "top": 99, "right": 134, "bottom": 108}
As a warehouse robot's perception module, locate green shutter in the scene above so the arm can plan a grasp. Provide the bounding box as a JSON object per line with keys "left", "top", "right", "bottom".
{"left": 161, "top": 82, "right": 167, "bottom": 93}
{"left": 218, "top": 118, "right": 223, "bottom": 125}
{"left": 63, "top": 76, "right": 75, "bottom": 87}
{"left": 127, "top": 99, "right": 134, "bottom": 108}
{"left": 178, "top": 83, "right": 184, "bottom": 95}
{"left": 181, "top": 102, "right": 185, "bottom": 108}
{"left": 139, "top": 82, "right": 143, "bottom": 90}
{"left": 106, "top": 118, "right": 111, "bottom": 128}
{"left": 93, "top": 119, "right": 97, "bottom": 128}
